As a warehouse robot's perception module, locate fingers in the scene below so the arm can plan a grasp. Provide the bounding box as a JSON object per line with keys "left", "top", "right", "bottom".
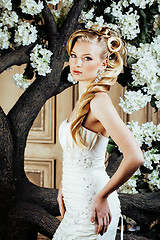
{"left": 108, "top": 211, "right": 112, "bottom": 224}
{"left": 101, "top": 217, "right": 108, "bottom": 235}
{"left": 90, "top": 207, "right": 96, "bottom": 223}
{"left": 57, "top": 189, "right": 66, "bottom": 218}
{"left": 98, "top": 212, "right": 112, "bottom": 236}
{"left": 97, "top": 217, "right": 103, "bottom": 234}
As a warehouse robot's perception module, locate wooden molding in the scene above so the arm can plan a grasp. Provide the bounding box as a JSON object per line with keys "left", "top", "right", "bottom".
{"left": 24, "top": 158, "right": 56, "bottom": 188}
{"left": 27, "top": 97, "right": 55, "bottom": 144}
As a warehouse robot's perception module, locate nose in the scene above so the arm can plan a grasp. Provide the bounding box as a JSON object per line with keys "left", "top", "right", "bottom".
{"left": 75, "top": 58, "right": 82, "bottom": 67}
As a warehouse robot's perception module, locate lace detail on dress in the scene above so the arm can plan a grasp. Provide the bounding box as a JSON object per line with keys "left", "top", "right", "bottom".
{"left": 63, "top": 148, "right": 94, "bottom": 169}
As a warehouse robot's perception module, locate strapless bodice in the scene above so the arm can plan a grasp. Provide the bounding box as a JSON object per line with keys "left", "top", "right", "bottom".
{"left": 59, "top": 119, "right": 109, "bottom": 171}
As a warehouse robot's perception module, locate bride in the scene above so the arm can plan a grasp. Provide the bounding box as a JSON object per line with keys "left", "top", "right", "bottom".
{"left": 52, "top": 27, "right": 144, "bottom": 239}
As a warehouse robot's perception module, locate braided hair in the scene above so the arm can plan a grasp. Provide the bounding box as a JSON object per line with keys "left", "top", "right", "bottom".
{"left": 66, "top": 26, "right": 126, "bottom": 148}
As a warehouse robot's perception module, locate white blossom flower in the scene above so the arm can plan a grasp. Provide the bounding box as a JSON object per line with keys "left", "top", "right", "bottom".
{"left": 144, "top": 150, "right": 154, "bottom": 170}
{"left": 0, "top": 0, "right": 12, "bottom": 10}
{"left": 14, "top": 22, "right": 37, "bottom": 46}
{"left": 51, "top": 9, "right": 61, "bottom": 19}
{"left": 0, "top": 10, "right": 18, "bottom": 28}
{"left": 20, "top": 0, "right": 44, "bottom": 15}
{"left": 0, "top": 27, "right": 11, "bottom": 49}
{"left": 127, "top": 121, "right": 144, "bottom": 147}
{"left": 30, "top": 44, "right": 53, "bottom": 76}
{"left": 104, "top": 7, "right": 111, "bottom": 14}
{"left": 119, "top": 90, "right": 151, "bottom": 114}
{"left": 47, "top": 0, "right": 61, "bottom": 5}
{"left": 126, "top": 35, "right": 160, "bottom": 109}
{"left": 119, "top": 120, "right": 160, "bottom": 194}
{"left": 141, "top": 122, "right": 158, "bottom": 147}
{"left": 109, "top": 1, "right": 140, "bottom": 40}
{"left": 148, "top": 170, "right": 160, "bottom": 190}
{"left": 67, "top": 73, "right": 77, "bottom": 84}
{"left": 85, "top": 20, "right": 95, "bottom": 29}
{"left": 131, "top": 53, "right": 158, "bottom": 86}
{"left": 130, "top": 0, "right": 155, "bottom": 9}
{"left": 155, "top": 124, "right": 160, "bottom": 141}
{"left": 51, "top": 0, "right": 73, "bottom": 22}
{"left": 79, "top": 8, "right": 94, "bottom": 23}
{"left": 95, "top": 16, "right": 105, "bottom": 26}
{"left": 12, "top": 73, "right": 30, "bottom": 89}
{"left": 119, "top": 177, "right": 138, "bottom": 194}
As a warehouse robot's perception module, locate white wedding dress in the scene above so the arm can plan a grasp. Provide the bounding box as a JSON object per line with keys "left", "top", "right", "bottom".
{"left": 52, "top": 119, "right": 123, "bottom": 240}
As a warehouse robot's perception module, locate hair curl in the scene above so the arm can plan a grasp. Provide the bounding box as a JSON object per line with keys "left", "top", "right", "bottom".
{"left": 67, "top": 26, "right": 126, "bottom": 148}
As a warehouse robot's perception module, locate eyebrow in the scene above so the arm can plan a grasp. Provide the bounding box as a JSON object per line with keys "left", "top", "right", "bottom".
{"left": 71, "top": 50, "right": 94, "bottom": 57}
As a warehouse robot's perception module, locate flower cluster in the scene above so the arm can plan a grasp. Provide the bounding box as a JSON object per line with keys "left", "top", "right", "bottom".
{"left": 0, "top": 10, "right": 18, "bottom": 28}
{"left": 80, "top": 0, "right": 142, "bottom": 40}
{"left": 105, "top": 1, "right": 140, "bottom": 40}
{"left": 0, "top": 27, "right": 11, "bottom": 49}
{"left": 14, "top": 22, "right": 38, "bottom": 46}
{"left": 119, "top": 121, "right": 160, "bottom": 193}
{"left": 126, "top": 35, "right": 160, "bottom": 111}
{"left": 30, "top": 44, "right": 53, "bottom": 76}
{"left": 130, "top": 0, "right": 155, "bottom": 9}
{"left": 119, "top": 169, "right": 141, "bottom": 194}
{"left": 12, "top": 73, "right": 31, "bottom": 89}
{"left": 20, "top": 0, "right": 44, "bottom": 15}
{"left": 0, "top": 0, "right": 12, "bottom": 10}
{"left": 119, "top": 90, "right": 151, "bottom": 114}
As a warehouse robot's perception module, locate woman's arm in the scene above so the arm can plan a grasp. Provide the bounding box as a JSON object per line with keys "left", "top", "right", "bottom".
{"left": 90, "top": 92, "right": 144, "bottom": 235}
{"left": 90, "top": 92, "right": 144, "bottom": 196}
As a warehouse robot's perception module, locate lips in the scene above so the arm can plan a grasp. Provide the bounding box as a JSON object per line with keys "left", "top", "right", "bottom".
{"left": 73, "top": 70, "right": 82, "bottom": 75}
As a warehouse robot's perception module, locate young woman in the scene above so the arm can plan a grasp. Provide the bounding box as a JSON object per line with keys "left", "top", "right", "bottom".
{"left": 52, "top": 27, "right": 144, "bottom": 240}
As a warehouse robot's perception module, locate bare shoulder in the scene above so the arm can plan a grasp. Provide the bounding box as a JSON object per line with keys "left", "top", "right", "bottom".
{"left": 90, "top": 92, "right": 113, "bottom": 112}
{"left": 90, "top": 92, "right": 143, "bottom": 161}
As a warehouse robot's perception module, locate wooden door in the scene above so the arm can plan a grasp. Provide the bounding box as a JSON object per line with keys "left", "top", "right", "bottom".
{"left": 0, "top": 66, "right": 159, "bottom": 240}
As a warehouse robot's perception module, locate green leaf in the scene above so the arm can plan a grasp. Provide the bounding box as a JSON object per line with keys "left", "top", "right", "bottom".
{"left": 107, "top": 144, "right": 115, "bottom": 154}
{"left": 127, "top": 57, "right": 138, "bottom": 66}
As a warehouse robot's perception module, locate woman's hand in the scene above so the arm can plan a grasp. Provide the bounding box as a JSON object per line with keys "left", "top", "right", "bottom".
{"left": 90, "top": 194, "right": 112, "bottom": 236}
{"left": 57, "top": 181, "right": 66, "bottom": 218}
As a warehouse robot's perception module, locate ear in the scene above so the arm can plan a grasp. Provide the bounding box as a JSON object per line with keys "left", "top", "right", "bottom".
{"left": 101, "top": 59, "right": 107, "bottom": 70}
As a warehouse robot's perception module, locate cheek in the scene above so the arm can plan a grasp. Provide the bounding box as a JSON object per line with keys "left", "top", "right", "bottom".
{"left": 85, "top": 63, "right": 99, "bottom": 74}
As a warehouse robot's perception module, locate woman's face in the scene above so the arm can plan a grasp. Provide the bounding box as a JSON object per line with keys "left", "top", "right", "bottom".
{"left": 69, "top": 41, "right": 106, "bottom": 83}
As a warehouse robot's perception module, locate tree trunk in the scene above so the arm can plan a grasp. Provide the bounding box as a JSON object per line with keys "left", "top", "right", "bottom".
{"left": 0, "top": 1, "right": 86, "bottom": 239}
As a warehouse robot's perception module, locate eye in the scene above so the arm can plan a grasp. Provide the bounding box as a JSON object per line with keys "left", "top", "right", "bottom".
{"left": 84, "top": 56, "right": 92, "bottom": 61}
{"left": 70, "top": 53, "right": 76, "bottom": 58}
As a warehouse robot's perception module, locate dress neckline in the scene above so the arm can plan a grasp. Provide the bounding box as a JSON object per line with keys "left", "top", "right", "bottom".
{"left": 65, "top": 119, "right": 109, "bottom": 141}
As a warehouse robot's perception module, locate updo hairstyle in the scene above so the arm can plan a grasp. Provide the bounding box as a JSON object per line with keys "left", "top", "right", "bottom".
{"left": 66, "top": 26, "right": 126, "bottom": 148}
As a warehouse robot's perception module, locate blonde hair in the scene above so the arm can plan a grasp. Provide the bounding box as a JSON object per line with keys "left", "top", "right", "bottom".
{"left": 67, "top": 26, "right": 126, "bottom": 148}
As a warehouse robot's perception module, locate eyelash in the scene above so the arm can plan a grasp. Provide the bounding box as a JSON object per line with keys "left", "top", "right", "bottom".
{"left": 84, "top": 57, "right": 92, "bottom": 61}
{"left": 70, "top": 54, "right": 92, "bottom": 61}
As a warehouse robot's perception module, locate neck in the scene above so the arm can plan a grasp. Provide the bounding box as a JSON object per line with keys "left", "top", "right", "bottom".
{"left": 78, "top": 80, "right": 93, "bottom": 99}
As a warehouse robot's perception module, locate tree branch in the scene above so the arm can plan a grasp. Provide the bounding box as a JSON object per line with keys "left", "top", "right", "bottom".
{"left": 0, "top": 106, "right": 14, "bottom": 194}
{"left": 7, "top": 66, "right": 72, "bottom": 179}
{"left": 8, "top": 202, "right": 60, "bottom": 239}
{"left": 42, "top": 0, "right": 58, "bottom": 51}
{"left": 17, "top": 181, "right": 60, "bottom": 217}
{"left": 0, "top": 44, "right": 35, "bottom": 74}
{"left": 60, "top": 0, "right": 86, "bottom": 40}
{"left": 119, "top": 192, "right": 160, "bottom": 225}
